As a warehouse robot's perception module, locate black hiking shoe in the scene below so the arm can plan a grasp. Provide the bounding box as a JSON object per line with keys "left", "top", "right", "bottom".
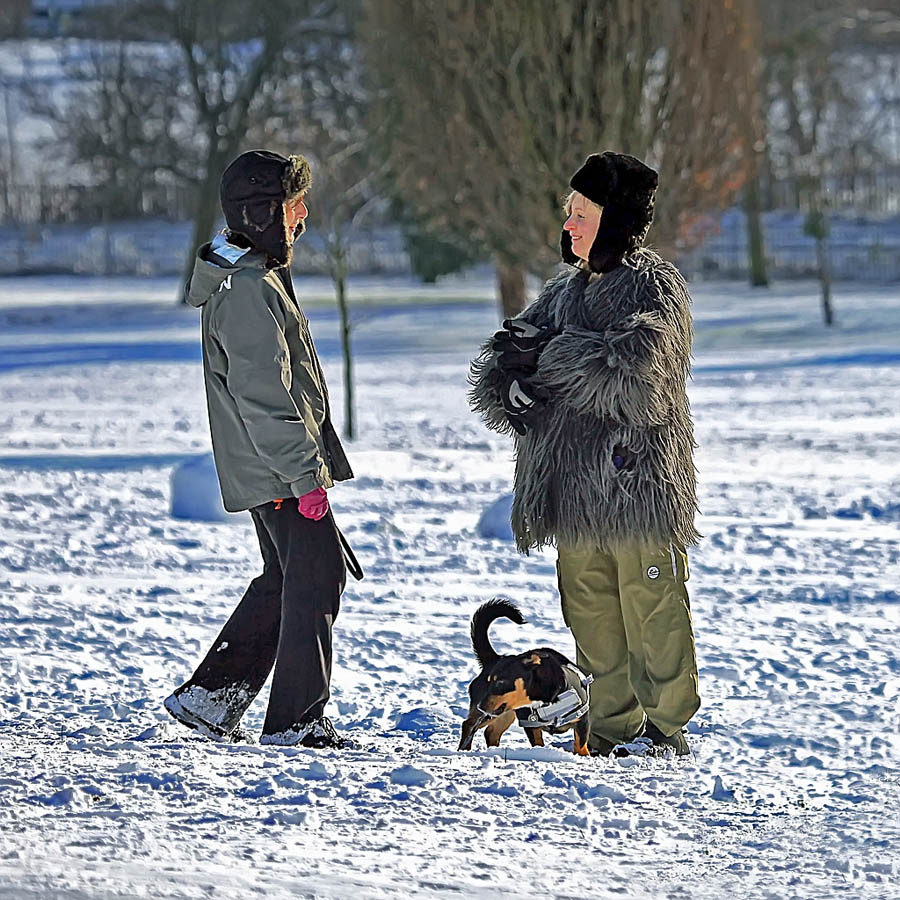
{"left": 260, "top": 716, "right": 350, "bottom": 749}
{"left": 299, "top": 716, "right": 349, "bottom": 749}
{"left": 164, "top": 691, "right": 230, "bottom": 743}
{"left": 644, "top": 720, "right": 691, "bottom": 756}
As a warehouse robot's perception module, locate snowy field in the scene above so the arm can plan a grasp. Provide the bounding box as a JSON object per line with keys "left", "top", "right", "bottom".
{"left": 0, "top": 272, "right": 899, "bottom": 900}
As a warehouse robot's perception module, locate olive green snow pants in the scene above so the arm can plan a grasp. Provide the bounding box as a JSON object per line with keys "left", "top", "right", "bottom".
{"left": 557, "top": 541, "right": 700, "bottom": 750}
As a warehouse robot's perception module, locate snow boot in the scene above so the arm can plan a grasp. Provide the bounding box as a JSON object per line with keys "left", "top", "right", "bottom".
{"left": 260, "top": 716, "right": 349, "bottom": 749}
{"left": 604, "top": 723, "right": 691, "bottom": 759}
{"left": 612, "top": 735, "right": 656, "bottom": 758}
{"left": 588, "top": 736, "right": 617, "bottom": 757}
{"left": 644, "top": 720, "right": 691, "bottom": 756}
{"left": 163, "top": 683, "right": 249, "bottom": 743}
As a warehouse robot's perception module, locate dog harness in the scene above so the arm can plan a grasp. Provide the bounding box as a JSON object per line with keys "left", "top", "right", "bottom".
{"left": 518, "top": 663, "right": 593, "bottom": 729}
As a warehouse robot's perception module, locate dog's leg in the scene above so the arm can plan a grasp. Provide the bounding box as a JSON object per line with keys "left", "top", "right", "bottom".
{"left": 458, "top": 711, "right": 487, "bottom": 751}
{"left": 483, "top": 710, "right": 516, "bottom": 747}
{"left": 525, "top": 727, "right": 545, "bottom": 748}
{"left": 573, "top": 716, "right": 590, "bottom": 756}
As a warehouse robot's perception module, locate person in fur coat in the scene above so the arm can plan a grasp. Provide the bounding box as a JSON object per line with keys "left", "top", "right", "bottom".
{"left": 469, "top": 152, "right": 701, "bottom": 757}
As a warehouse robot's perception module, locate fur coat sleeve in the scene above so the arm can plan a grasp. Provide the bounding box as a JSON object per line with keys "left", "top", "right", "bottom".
{"left": 467, "top": 270, "right": 569, "bottom": 434}
{"left": 535, "top": 260, "right": 692, "bottom": 427}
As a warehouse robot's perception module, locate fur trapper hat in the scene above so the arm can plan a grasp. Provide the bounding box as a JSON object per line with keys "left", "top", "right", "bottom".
{"left": 560, "top": 152, "right": 658, "bottom": 273}
{"left": 220, "top": 149, "right": 312, "bottom": 266}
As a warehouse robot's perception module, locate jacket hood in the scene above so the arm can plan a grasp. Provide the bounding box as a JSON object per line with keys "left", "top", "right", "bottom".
{"left": 185, "top": 234, "right": 267, "bottom": 308}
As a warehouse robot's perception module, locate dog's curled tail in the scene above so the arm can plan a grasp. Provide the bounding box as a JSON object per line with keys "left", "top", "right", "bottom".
{"left": 470, "top": 599, "right": 525, "bottom": 669}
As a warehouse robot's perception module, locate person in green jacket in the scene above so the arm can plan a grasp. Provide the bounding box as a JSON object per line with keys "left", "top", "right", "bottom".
{"left": 469, "top": 152, "right": 701, "bottom": 757}
{"left": 165, "top": 149, "right": 354, "bottom": 749}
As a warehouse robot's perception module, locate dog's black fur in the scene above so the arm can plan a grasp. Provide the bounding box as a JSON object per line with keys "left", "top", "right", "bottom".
{"left": 457, "top": 600, "right": 590, "bottom": 755}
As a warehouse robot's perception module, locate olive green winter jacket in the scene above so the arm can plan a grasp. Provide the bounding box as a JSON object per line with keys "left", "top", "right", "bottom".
{"left": 186, "top": 234, "right": 353, "bottom": 512}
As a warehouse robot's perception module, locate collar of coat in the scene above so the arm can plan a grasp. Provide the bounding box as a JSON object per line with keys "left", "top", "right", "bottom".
{"left": 540, "top": 249, "right": 691, "bottom": 334}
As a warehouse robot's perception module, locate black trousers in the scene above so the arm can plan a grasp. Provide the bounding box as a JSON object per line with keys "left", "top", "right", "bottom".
{"left": 179, "top": 501, "right": 346, "bottom": 736}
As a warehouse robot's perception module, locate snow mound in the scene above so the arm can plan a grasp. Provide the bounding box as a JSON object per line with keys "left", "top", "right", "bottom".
{"left": 476, "top": 493, "right": 514, "bottom": 540}
{"left": 170, "top": 453, "right": 237, "bottom": 522}
{"left": 393, "top": 706, "right": 456, "bottom": 740}
{"left": 389, "top": 765, "right": 434, "bottom": 787}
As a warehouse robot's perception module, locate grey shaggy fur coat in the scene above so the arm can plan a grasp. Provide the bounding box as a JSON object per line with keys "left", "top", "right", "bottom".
{"left": 469, "top": 250, "right": 700, "bottom": 552}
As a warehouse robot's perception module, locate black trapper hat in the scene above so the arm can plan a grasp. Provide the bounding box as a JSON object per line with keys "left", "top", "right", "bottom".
{"left": 560, "top": 151, "right": 659, "bottom": 273}
{"left": 219, "top": 149, "right": 312, "bottom": 266}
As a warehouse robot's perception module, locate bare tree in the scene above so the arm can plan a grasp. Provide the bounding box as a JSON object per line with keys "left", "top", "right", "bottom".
{"left": 0, "top": 0, "right": 30, "bottom": 38}
{"left": 365, "top": 0, "right": 759, "bottom": 317}
{"left": 307, "top": 152, "right": 382, "bottom": 441}
{"left": 761, "top": 0, "right": 900, "bottom": 323}
{"left": 743, "top": 21, "right": 770, "bottom": 289}
{"left": 0, "top": 74, "right": 20, "bottom": 200}
{"left": 251, "top": 0, "right": 379, "bottom": 439}
{"left": 25, "top": 40, "right": 191, "bottom": 221}
{"left": 26, "top": 0, "right": 347, "bottom": 296}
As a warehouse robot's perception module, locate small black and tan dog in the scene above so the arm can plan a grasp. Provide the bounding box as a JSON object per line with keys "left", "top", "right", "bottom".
{"left": 458, "top": 600, "right": 591, "bottom": 756}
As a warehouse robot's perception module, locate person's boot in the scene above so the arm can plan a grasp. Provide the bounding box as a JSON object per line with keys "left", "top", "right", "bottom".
{"left": 588, "top": 735, "right": 618, "bottom": 757}
{"left": 612, "top": 735, "right": 655, "bottom": 758}
{"left": 644, "top": 720, "right": 691, "bottom": 756}
{"left": 164, "top": 683, "right": 249, "bottom": 742}
{"left": 260, "top": 716, "right": 350, "bottom": 749}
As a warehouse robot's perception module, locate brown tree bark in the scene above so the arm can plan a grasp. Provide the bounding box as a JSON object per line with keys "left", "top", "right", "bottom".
{"left": 366, "top": 0, "right": 760, "bottom": 284}
{"left": 496, "top": 261, "right": 526, "bottom": 319}
{"left": 815, "top": 235, "right": 834, "bottom": 326}
{"left": 744, "top": 173, "right": 769, "bottom": 287}
{"left": 331, "top": 236, "right": 356, "bottom": 441}
{"left": 180, "top": 158, "right": 224, "bottom": 296}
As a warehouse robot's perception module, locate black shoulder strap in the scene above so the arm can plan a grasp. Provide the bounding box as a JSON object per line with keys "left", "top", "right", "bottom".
{"left": 337, "top": 527, "right": 364, "bottom": 581}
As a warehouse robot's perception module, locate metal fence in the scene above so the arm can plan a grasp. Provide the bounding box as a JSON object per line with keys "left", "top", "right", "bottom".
{"left": 767, "top": 169, "right": 900, "bottom": 215}
{"left": 0, "top": 181, "right": 196, "bottom": 225}
{"left": 1, "top": 208, "right": 898, "bottom": 281}
{"left": 678, "top": 210, "right": 900, "bottom": 282}
{"left": 0, "top": 221, "right": 410, "bottom": 276}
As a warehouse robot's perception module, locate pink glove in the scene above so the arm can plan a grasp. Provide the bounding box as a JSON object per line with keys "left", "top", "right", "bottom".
{"left": 297, "top": 487, "right": 329, "bottom": 521}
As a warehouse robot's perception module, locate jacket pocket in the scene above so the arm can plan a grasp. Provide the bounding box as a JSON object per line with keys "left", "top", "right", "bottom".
{"left": 672, "top": 544, "right": 690, "bottom": 583}
{"left": 638, "top": 544, "right": 689, "bottom": 587}
{"left": 639, "top": 545, "right": 677, "bottom": 587}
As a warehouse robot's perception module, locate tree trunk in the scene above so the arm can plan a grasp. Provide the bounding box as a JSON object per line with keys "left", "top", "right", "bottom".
{"left": 815, "top": 235, "right": 834, "bottom": 327}
{"left": 179, "top": 168, "right": 221, "bottom": 303}
{"left": 332, "top": 237, "right": 355, "bottom": 440}
{"left": 744, "top": 174, "right": 769, "bottom": 287}
{"left": 3, "top": 85, "right": 18, "bottom": 184}
{"left": 496, "top": 260, "right": 526, "bottom": 319}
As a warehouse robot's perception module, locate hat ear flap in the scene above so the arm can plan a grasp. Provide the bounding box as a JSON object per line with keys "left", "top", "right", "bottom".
{"left": 560, "top": 229, "right": 580, "bottom": 265}
{"left": 240, "top": 198, "right": 279, "bottom": 233}
{"left": 587, "top": 205, "right": 633, "bottom": 273}
{"left": 586, "top": 190, "right": 656, "bottom": 274}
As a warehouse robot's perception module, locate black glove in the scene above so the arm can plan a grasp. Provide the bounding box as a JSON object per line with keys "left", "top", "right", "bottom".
{"left": 492, "top": 318, "right": 556, "bottom": 373}
{"left": 500, "top": 370, "right": 547, "bottom": 435}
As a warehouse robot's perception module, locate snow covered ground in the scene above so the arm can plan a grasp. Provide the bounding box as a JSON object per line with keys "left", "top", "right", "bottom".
{"left": 0, "top": 273, "right": 898, "bottom": 899}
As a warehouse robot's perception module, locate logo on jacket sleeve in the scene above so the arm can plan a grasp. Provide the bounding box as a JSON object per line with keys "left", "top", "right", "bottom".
{"left": 218, "top": 275, "right": 232, "bottom": 292}
{"left": 647, "top": 565, "right": 660, "bottom": 579}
